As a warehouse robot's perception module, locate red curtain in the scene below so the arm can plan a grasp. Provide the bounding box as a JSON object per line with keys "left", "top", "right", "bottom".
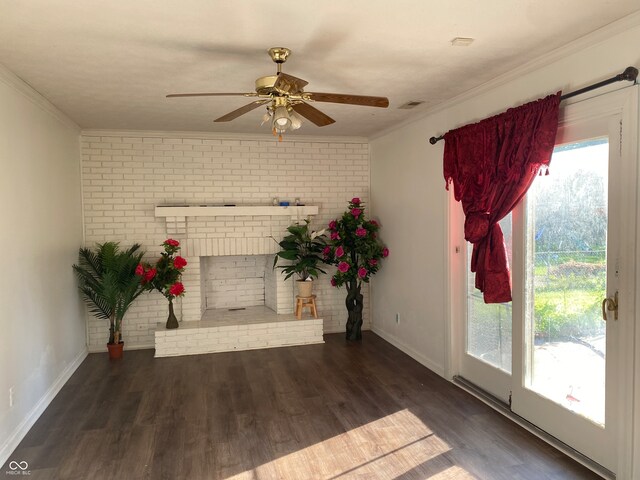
{"left": 443, "top": 92, "right": 561, "bottom": 303}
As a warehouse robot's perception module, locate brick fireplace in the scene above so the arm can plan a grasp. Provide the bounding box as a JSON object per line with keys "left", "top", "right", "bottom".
{"left": 152, "top": 205, "right": 324, "bottom": 357}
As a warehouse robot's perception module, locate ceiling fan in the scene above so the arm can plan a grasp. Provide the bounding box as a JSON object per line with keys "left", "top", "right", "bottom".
{"left": 167, "top": 47, "right": 389, "bottom": 140}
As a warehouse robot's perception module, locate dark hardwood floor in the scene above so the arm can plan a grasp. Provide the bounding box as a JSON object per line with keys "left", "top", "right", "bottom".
{"left": 5, "top": 333, "right": 601, "bottom": 479}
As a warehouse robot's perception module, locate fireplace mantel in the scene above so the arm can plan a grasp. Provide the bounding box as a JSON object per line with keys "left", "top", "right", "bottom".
{"left": 155, "top": 205, "right": 318, "bottom": 219}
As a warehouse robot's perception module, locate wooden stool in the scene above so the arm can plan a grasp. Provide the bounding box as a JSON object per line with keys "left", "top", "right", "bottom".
{"left": 295, "top": 295, "right": 318, "bottom": 319}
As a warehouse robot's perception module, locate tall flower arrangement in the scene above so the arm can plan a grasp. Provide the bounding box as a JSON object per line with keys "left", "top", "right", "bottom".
{"left": 325, "top": 198, "right": 389, "bottom": 340}
{"left": 136, "top": 238, "right": 187, "bottom": 329}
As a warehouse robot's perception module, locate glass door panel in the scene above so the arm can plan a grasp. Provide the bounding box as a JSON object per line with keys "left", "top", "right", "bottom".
{"left": 467, "top": 215, "right": 513, "bottom": 374}
{"left": 525, "top": 139, "right": 608, "bottom": 425}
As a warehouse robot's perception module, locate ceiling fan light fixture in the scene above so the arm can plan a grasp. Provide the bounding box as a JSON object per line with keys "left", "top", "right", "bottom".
{"left": 261, "top": 110, "right": 272, "bottom": 126}
{"left": 273, "top": 105, "right": 291, "bottom": 129}
{"left": 289, "top": 109, "right": 302, "bottom": 130}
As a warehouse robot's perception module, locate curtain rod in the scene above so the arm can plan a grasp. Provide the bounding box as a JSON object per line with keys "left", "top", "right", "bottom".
{"left": 428, "top": 66, "right": 639, "bottom": 145}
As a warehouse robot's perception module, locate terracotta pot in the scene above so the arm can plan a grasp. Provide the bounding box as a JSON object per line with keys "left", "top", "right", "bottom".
{"left": 107, "top": 342, "right": 124, "bottom": 360}
{"left": 297, "top": 279, "right": 314, "bottom": 298}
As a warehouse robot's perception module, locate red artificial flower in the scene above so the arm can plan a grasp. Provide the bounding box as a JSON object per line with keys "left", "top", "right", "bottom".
{"left": 330, "top": 277, "right": 337, "bottom": 287}
{"left": 328, "top": 220, "right": 337, "bottom": 230}
{"left": 144, "top": 268, "right": 157, "bottom": 282}
{"left": 369, "top": 258, "right": 378, "bottom": 266}
{"left": 358, "top": 267, "right": 368, "bottom": 278}
{"left": 369, "top": 220, "right": 379, "bottom": 227}
{"left": 351, "top": 197, "right": 361, "bottom": 205}
{"left": 335, "top": 246, "right": 345, "bottom": 258}
{"left": 165, "top": 239, "right": 180, "bottom": 247}
{"left": 382, "top": 247, "right": 389, "bottom": 258}
{"left": 173, "top": 256, "right": 187, "bottom": 269}
{"left": 338, "top": 262, "right": 350, "bottom": 273}
{"left": 169, "top": 282, "right": 185, "bottom": 296}
{"left": 135, "top": 264, "right": 144, "bottom": 276}
{"left": 322, "top": 246, "right": 331, "bottom": 257}
{"left": 351, "top": 208, "right": 362, "bottom": 219}
{"left": 356, "top": 227, "right": 367, "bottom": 237}
{"left": 331, "top": 231, "right": 341, "bottom": 241}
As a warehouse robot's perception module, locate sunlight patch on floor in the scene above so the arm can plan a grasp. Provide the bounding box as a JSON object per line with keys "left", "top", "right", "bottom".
{"left": 225, "top": 409, "right": 470, "bottom": 479}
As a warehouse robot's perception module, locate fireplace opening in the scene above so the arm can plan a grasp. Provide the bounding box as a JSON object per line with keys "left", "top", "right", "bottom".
{"left": 202, "top": 255, "right": 273, "bottom": 311}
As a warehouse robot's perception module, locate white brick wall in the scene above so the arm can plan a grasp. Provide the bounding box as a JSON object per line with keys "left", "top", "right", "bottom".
{"left": 81, "top": 132, "right": 371, "bottom": 350}
{"left": 154, "top": 318, "right": 324, "bottom": 357}
{"left": 204, "top": 255, "right": 267, "bottom": 309}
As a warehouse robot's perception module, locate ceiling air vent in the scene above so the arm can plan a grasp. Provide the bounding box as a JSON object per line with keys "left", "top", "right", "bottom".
{"left": 398, "top": 101, "right": 425, "bottom": 110}
{"left": 451, "top": 37, "right": 475, "bottom": 47}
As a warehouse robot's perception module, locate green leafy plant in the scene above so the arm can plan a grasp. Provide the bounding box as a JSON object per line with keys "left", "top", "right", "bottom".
{"left": 73, "top": 242, "right": 147, "bottom": 344}
{"left": 273, "top": 219, "right": 327, "bottom": 281}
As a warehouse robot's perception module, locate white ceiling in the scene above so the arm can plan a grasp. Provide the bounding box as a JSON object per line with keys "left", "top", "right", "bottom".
{"left": 1, "top": 1, "right": 638, "bottom": 137}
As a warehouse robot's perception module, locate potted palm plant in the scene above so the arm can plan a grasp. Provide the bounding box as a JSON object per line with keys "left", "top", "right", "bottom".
{"left": 73, "top": 242, "right": 147, "bottom": 359}
{"left": 273, "top": 219, "right": 327, "bottom": 297}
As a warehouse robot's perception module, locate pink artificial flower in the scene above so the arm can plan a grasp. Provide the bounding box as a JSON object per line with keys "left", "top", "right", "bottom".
{"left": 169, "top": 282, "right": 185, "bottom": 296}
{"left": 369, "top": 220, "right": 379, "bottom": 227}
{"left": 351, "top": 208, "right": 362, "bottom": 219}
{"left": 322, "top": 246, "right": 331, "bottom": 257}
{"left": 328, "top": 220, "right": 337, "bottom": 230}
{"left": 351, "top": 197, "right": 361, "bottom": 205}
{"left": 368, "top": 258, "right": 378, "bottom": 266}
{"left": 358, "top": 267, "right": 368, "bottom": 278}
{"left": 338, "top": 262, "right": 350, "bottom": 273}
{"left": 335, "top": 246, "right": 345, "bottom": 258}
{"left": 165, "top": 239, "right": 180, "bottom": 247}
{"left": 330, "top": 277, "right": 337, "bottom": 287}
{"left": 330, "top": 231, "right": 340, "bottom": 241}
{"left": 135, "top": 264, "right": 144, "bottom": 276}
{"left": 144, "top": 268, "right": 157, "bottom": 282}
{"left": 382, "top": 247, "right": 389, "bottom": 258}
{"left": 356, "top": 227, "right": 367, "bottom": 237}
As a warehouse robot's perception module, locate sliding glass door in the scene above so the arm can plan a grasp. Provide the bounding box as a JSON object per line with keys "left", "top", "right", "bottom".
{"left": 455, "top": 88, "right": 637, "bottom": 474}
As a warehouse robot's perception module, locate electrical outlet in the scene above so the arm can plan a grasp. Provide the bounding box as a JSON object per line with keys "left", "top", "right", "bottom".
{"left": 395, "top": 313, "right": 400, "bottom": 324}
{"left": 9, "top": 386, "right": 14, "bottom": 408}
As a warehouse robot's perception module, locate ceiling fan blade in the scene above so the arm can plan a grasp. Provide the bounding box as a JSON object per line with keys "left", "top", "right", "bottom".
{"left": 214, "top": 100, "right": 269, "bottom": 122}
{"left": 273, "top": 73, "right": 309, "bottom": 95}
{"left": 305, "top": 92, "right": 389, "bottom": 108}
{"left": 291, "top": 102, "right": 335, "bottom": 127}
{"left": 167, "top": 92, "right": 257, "bottom": 98}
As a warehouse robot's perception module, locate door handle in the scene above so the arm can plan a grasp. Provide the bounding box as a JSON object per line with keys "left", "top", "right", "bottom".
{"left": 602, "top": 291, "right": 618, "bottom": 321}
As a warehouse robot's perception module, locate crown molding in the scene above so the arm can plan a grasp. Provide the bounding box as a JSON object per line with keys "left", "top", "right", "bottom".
{"left": 0, "top": 62, "right": 80, "bottom": 133}
{"left": 81, "top": 129, "right": 369, "bottom": 144}
{"left": 370, "top": 10, "right": 640, "bottom": 141}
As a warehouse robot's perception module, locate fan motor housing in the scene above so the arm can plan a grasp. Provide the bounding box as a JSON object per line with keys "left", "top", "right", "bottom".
{"left": 255, "top": 75, "right": 278, "bottom": 95}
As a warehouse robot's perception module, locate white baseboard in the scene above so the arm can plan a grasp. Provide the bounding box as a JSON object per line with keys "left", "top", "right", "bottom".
{"left": 0, "top": 346, "right": 88, "bottom": 467}
{"left": 371, "top": 327, "right": 445, "bottom": 378}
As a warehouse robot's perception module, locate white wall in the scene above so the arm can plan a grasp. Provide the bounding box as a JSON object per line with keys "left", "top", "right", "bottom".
{"left": 0, "top": 67, "right": 85, "bottom": 465}
{"left": 370, "top": 19, "right": 640, "bottom": 377}
{"left": 80, "top": 132, "right": 371, "bottom": 349}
